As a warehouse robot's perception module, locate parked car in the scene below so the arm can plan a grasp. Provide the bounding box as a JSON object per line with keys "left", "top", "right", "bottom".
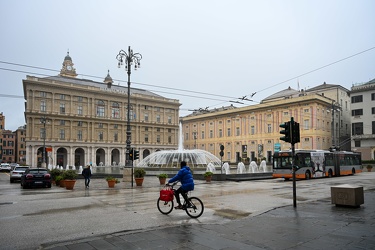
{"left": 20, "top": 168, "right": 52, "bottom": 188}
{"left": 10, "top": 163, "right": 19, "bottom": 170}
{"left": 0, "top": 163, "right": 11, "bottom": 172}
{"left": 10, "top": 166, "right": 30, "bottom": 183}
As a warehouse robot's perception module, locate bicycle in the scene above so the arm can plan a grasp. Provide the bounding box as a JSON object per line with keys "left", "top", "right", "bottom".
{"left": 157, "top": 182, "right": 204, "bottom": 218}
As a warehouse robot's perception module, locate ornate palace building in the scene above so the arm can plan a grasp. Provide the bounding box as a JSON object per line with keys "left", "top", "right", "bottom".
{"left": 180, "top": 87, "right": 345, "bottom": 164}
{"left": 23, "top": 53, "right": 180, "bottom": 167}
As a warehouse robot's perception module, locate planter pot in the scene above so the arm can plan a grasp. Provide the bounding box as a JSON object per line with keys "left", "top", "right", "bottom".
{"left": 158, "top": 177, "right": 166, "bottom": 185}
{"left": 107, "top": 180, "right": 116, "bottom": 188}
{"left": 59, "top": 180, "right": 66, "bottom": 188}
{"left": 205, "top": 176, "right": 212, "bottom": 183}
{"left": 65, "top": 180, "right": 76, "bottom": 190}
{"left": 367, "top": 167, "right": 373, "bottom": 172}
{"left": 134, "top": 177, "right": 144, "bottom": 186}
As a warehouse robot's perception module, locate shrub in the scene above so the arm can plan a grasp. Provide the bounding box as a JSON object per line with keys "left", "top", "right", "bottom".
{"left": 62, "top": 170, "right": 78, "bottom": 180}
{"left": 203, "top": 171, "right": 213, "bottom": 177}
{"left": 134, "top": 168, "right": 146, "bottom": 178}
{"left": 157, "top": 173, "right": 168, "bottom": 179}
{"left": 50, "top": 168, "right": 62, "bottom": 180}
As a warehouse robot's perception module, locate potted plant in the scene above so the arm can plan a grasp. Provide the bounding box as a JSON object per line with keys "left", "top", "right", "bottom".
{"left": 106, "top": 176, "right": 119, "bottom": 188}
{"left": 50, "top": 168, "right": 62, "bottom": 185}
{"left": 55, "top": 175, "right": 63, "bottom": 186}
{"left": 63, "top": 170, "right": 78, "bottom": 190}
{"left": 156, "top": 173, "right": 168, "bottom": 185}
{"left": 366, "top": 165, "right": 373, "bottom": 172}
{"left": 203, "top": 171, "right": 213, "bottom": 182}
{"left": 134, "top": 168, "right": 146, "bottom": 186}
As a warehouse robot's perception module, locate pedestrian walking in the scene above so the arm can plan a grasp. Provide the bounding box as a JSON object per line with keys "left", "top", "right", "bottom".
{"left": 82, "top": 165, "right": 92, "bottom": 188}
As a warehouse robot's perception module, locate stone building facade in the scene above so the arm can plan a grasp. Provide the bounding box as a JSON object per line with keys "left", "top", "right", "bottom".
{"left": 180, "top": 88, "right": 335, "bottom": 164}
{"left": 23, "top": 53, "right": 180, "bottom": 167}
{"left": 350, "top": 78, "right": 375, "bottom": 160}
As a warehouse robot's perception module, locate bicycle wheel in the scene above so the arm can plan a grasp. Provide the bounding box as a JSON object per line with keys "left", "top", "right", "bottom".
{"left": 184, "top": 197, "right": 204, "bottom": 218}
{"left": 157, "top": 198, "right": 174, "bottom": 215}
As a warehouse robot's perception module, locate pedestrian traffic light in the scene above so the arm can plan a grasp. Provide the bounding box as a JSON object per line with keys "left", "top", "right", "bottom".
{"left": 129, "top": 148, "right": 134, "bottom": 160}
{"left": 280, "top": 121, "right": 291, "bottom": 143}
{"left": 292, "top": 122, "right": 300, "bottom": 144}
{"left": 134, "top": 150, "right": 140, "bottom": 160}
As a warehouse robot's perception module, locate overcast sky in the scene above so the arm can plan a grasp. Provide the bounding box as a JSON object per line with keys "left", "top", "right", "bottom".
{"left": 1, "top": 0, "right": 374, "bottom": 131}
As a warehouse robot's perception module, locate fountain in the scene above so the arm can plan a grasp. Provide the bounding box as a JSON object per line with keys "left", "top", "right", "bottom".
{"left": 237, "top": 162, "right": 246, "bottom": 174}
{"left": 136, "top": 123, "right": 222, "bottom": 170}
{"left": 249, "top": 161, "right": 258, "bottom": 173}
{"left": 222, "top": 162, "right": 230, "bottom": 174}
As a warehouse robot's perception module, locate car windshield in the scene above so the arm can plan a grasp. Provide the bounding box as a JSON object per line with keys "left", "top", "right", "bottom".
{"left": 15, "top": 167, "right": 29, "bottom": 171}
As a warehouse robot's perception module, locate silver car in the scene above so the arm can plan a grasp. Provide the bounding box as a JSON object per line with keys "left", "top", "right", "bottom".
{"left": 10, "top": 166, "right": 30, "bottom": 183}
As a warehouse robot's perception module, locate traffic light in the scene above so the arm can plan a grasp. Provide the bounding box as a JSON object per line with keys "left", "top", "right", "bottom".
{"left": 129, "top": 148, "right": 134, "bottom": 160}
{"left": 292, "top": 122, "right": 300, "bottom": 144}
{"left": 134, "top": 150, "right": 140, "bottom": 160}
{"left": 219, "top": 145, "right": 224, "bottom": 157}
{"left": 280, "top": 121, "right": 291, "bottom": 143}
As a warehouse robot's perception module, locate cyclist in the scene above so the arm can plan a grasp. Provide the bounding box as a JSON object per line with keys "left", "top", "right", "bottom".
{"left": 167, "top": 161, "right": 194, "bottom": 209}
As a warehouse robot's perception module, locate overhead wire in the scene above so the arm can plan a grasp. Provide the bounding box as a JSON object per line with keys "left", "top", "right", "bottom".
{"left": 0, "top": 45, "right": 374, "bottom": 112}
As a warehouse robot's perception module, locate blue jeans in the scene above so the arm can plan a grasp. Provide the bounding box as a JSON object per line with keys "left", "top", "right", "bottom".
{"left": 85, "top": 177, "right": 90, "bottom": 187}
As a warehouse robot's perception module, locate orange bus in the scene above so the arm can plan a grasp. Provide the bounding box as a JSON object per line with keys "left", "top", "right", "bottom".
{"left": 273, "top": 149, "right": 362, "bottom": 180}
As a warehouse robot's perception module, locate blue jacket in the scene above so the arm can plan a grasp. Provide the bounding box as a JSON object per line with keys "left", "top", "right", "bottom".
{"left": 168, "top": 166, "right": 194, "bottom": 191}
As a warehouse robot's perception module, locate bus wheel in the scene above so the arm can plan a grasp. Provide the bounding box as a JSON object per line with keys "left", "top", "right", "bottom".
{"left": 305, "top": 171, "right": 311, "bottom": 180}
{"left": 328, "top": 169, "right": 333, "bottom": 178}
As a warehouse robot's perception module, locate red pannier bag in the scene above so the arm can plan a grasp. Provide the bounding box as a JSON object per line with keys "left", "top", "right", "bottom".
{"left": 160, "top": 187, "right": 174, "bottom": 201}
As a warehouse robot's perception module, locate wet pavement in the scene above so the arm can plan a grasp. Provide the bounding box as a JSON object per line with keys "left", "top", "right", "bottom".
{"left": 40, "top": 180, "right": 375, "bottom": 250}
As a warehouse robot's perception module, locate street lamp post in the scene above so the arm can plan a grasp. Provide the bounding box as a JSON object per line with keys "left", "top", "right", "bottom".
{"left": 40, "top": 116, "right": 47, "bottom": 168}
{"left": 116, "top": 46, "right": 142, "bottom": 170}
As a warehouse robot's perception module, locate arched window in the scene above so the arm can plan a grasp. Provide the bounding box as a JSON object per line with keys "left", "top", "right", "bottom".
{"left": 112, "top": 102, "right": 120, "bottom": 118}
{"left": 96, "top": 100, "right": 105, "bottom": 117}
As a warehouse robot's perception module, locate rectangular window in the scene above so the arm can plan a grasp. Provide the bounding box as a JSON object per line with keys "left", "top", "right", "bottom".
{"left": 219, "top": 129, "right": 223, "bottom": 138}
{"left": 236, "top": 127, "right": 240, "bottom": 136}
{"left": 60, "top": 120, "right": 65, "bottom": 125}
{"left": 144, "top": 113, "right": 149, "bottom": 122}
{"left": 168, "top": 116, "right": 172, "bottom": 124}
{"left": 210, "top": 130, "right": 213, "bottom": 138}
{"left": 77, "top": 96, "right": 83, "bottom": 102}
{"left": 304, "top": 120, "right": 309, "bottom": 130}
{"left": 60, "top": 129, "right": 65, "bottom": 140}
{"left": 372, "top": 93, "right": 375, "bottom": 101}
{"left": 354, "top": 140, "right": 360, "bottom": 147}
{"left": 98, "top": 123, "right": 103, "bottom": 128}
{"left": 227, "top": 128, "right": 231, "bottom": 137}
{"left": 78, "top": 121, "right": 83, "bottom": 126}
{"left": 114, "top": 132, "right": 118, "bottom": 142}
{"left": 60, "top": 94, "right": 65, "bottom": 100}
{"left": 168, "top": 136, "right": 172, "bottom": 143}
{"left": 267, "top": 124, "right": 271, "bottom": 133}
{"left": 352, "top": 109, "right": 363, "bottom": 116}
{"left": 40, "top": 100, "right": 46, "bottom": 112}
{"left": 251, "top": 126, "right": 255, "bottom": 135}
{"left": 77, "top": 106, "right": 83, "bottom": 115}
{"left": 99, "top": 132, "right": 103, "bottom": 141}
{"left": 351, "top": 95, "right": 363, "bottom": 103}
{"left": 40, "top": 91, "right": 47, "bottom": 97}
{"left": 145, "top": 134, "right": 149, "bottom": 143}
{"left": 373, "top": 121, "right": 375, "bottom": 135}
{"left": 156, "top": 135, "right": 161, "bottom": 143}
{"left": 114, "top": 124, "right": 118, "bottom": 129}
{"left": 156, "top": 115, "right": 161, "bottom": 123}
{"left": 77, "top": 130, "right": 82, "bottom": 141}
{"left": 352, "top": 122, "right": 363, "bottom": 135}
{"left": 372, "top": 107, "right": 375, "bottom": 115}
{"left": 60, "top": 103, "right": 65, "bottom": 114}
{"left": 201, "top": 131, "right": 205, "bottom": 139}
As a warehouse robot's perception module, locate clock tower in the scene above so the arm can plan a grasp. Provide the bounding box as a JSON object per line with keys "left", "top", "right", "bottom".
{"left": 59, "top": 51, "right": 78, "bottom": 77}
